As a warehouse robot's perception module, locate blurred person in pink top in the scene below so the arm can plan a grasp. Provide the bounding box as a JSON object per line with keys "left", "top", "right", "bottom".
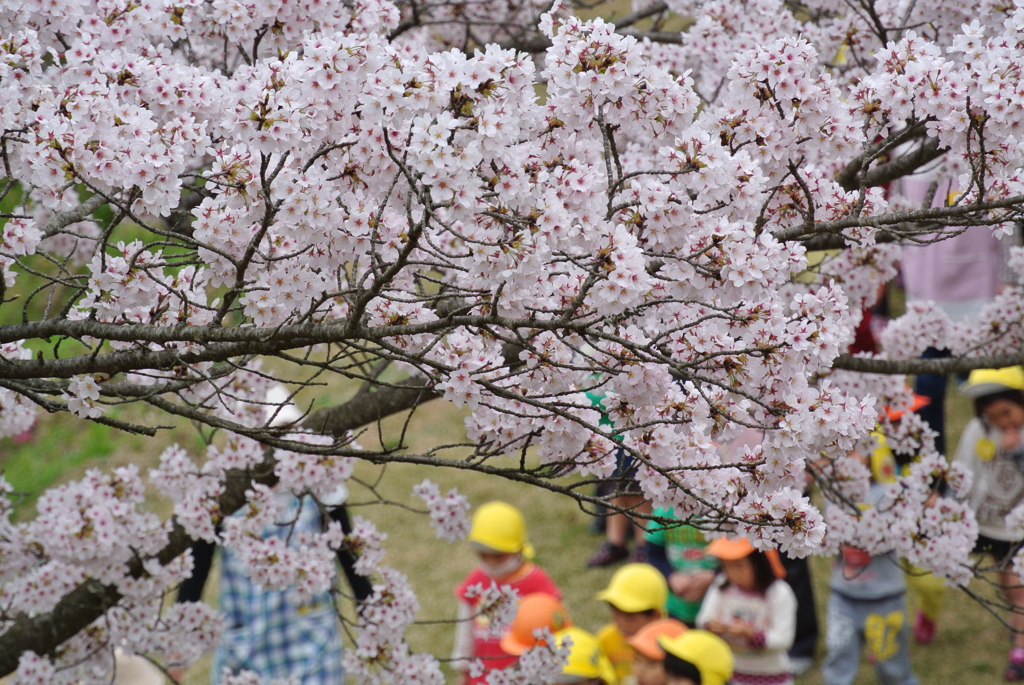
{"left": 898, "top": 168, "right": 1018, "bottom": 456}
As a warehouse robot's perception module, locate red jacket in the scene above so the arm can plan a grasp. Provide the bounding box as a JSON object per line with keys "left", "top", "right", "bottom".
{"left": 455, "top": 563, "right": 561, "bottom": 684}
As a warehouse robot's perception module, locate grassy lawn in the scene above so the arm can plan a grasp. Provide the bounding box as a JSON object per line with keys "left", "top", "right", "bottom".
{"left": 0, "top": 368, "right": 1014, "bottom": 685}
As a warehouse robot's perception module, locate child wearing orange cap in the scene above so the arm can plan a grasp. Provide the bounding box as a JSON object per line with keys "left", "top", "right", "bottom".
{"left": 626, "top": 618, "right": 687, "bottom": 685}
{"left": 696, "top": 538, "right": 796, "bottom": 685}
{"left": 880, "top": 394, "right": 947, "bottom": 647}
{"left": 499, "top": 593, "right": 572, "bottom": 656}
{"left": 453, "top": 502, "right": 562, "bottom": 685}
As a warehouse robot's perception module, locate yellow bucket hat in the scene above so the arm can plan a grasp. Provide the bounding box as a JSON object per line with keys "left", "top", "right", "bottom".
{"left": 963, "top": 367, "right": 1024, "bottom": 398}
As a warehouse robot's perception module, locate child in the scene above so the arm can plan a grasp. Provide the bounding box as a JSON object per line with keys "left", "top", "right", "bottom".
{"left": 645, "top": 507, "right": 718, "bottom": 626}
{"left": 658, "top": 630, "right": 734, "bottom": 685}
{"left": 879, "top": 395, "right": 947, "bottom": 645}
{"left": 553, "top": 627, "right": 619, "bottom": 685}
{"left": 957, "top": 367, "right": 1024, "bottom": 680}
{"left": 596, "top": 563, "right": 669, "bottom": 683}
{"left": 821, "top": 442, "right": 919, "bottom": 685}
{"left": 696, "top": 538, "right": 796, "bottom": 685}
{"left": 453, "top": 502, "right": 562, "bottom": 685}
{"left": 626, "top": 618, "right": 688, "bottom": 685}
{"left": 500, "top": 593, "right": 572, "bottom": 656}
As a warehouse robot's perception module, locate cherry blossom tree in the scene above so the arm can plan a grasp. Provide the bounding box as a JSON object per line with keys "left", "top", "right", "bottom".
{"left": 1, "top": 0, "right": 1024, "bottom": 681}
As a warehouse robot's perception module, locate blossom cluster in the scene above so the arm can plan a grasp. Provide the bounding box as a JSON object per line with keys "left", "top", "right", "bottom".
{"left": 822, "top": 454, "right": 977, "bottom": 586}
{"left": 413, "top": 479, "right": 472, "bottom": 542}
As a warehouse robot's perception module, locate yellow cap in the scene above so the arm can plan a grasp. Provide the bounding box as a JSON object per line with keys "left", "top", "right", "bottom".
{"left": 659, "top": 630, "right": 734, "bottom": 685}
{"left": 500, "top": 593, "right": 572, "bottom": 656}
{"left": 554, "top": 627, "right": 618, "bottom": 685}
{"left": 596, "top": 563, "right": 668, "bottom": 613}
{"left": 468, "top": 501, "right": 535, "bottom": 558}
{"left": 963, "top": 367, "right": 1024, "bottom": 398}
{"left": 869, "top": 431, "right": 897, "bottom": 484}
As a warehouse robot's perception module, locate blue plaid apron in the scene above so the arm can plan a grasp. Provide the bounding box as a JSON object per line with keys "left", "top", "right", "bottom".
{"left": 212, "top": 495, "right": 344, "bottom": 684}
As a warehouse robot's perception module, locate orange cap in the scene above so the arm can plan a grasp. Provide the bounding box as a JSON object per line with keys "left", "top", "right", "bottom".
{"left": 882, "top": 393, "right": 931, "bottom": 422}
{"left": 626, "top": 618, "right": 688, "bottom": 660}
{"left": 499, "top": 593, "right": 572, "bottom": 656}
{"left": 706, "top": 537, "right": 786, "bottom": 579}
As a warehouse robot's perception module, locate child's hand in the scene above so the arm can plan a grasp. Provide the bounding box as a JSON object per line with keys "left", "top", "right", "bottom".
{"left": 704, "top": 619, "right": 728, "bottom": 635}
{"left": 725, "top": 622, "right": 755, "bottom": 641}
{"left": 1001, "top": 428, "right": 1022, "bottom": 451}
{"left": 669, "top": 571, "right": 692, "bottom": 597}
{"left": 680, "top": 569, "right": 715, "bottom": 602}
{"left": 669, "top": 569, "right": 715, "bottom": 602}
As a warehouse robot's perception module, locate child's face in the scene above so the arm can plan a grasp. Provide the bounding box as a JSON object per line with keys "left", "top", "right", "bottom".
{"left": 982, "top": 399, "right": 1024, "bottom": 433}
{"left": 476, "top": 550, "right": 521, "bottom": 578}
{"left": 610, "top": 606, "right": 656, "bottom": 638}
{"left": 633, "top": 653, "right": 667, "bottom": 685}
{"left": 721, "top": 557, "right": 756, "bottom": 592}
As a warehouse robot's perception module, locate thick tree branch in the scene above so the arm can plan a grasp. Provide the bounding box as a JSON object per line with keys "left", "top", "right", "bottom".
{"left": 835, "top": 130, "right": 945, "bottom": 192}
{"left": 851, "top": 136, "right": 946, "bottom": 191}
{"left": 305, "top": 377, "right": 440, "bottom": 437}
{"left": 0, "top": 317, "right": 533, "bottom": 380}
{"left": 0, "top": 451, "right": 279, "bottom": 678}
{"left": 0, "top": 372, "right": 456, "bottom": 675}
{"left": 40, "top": 194, "right": 108, "bottom": 238}
{"left": 772, "top": 193, "right": 1024, "bottom": 243}
{"left": 832, "top": 352, "right": 1024, "bottom": 375}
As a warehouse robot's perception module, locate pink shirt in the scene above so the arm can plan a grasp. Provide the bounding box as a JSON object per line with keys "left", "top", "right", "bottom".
{"left": 899, "top": 175, "right": 1013, "bottom": 322}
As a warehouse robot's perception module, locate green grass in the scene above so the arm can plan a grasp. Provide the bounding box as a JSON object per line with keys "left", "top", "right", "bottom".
{"left": 1, "top": 418, "right": 116, "bottom": 509}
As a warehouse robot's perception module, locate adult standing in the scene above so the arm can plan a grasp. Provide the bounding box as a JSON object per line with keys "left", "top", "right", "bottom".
{"left": 174, "top": 489, "right": 371, "bottom": 684}
{"left": 171, "top": 385, "right": 372, "bottom": 684}
{"left": 899, "top": 168, "right": 1018, "bottom": 456}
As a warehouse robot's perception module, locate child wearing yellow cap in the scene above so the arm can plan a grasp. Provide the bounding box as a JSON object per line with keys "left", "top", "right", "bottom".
{"left": 554, "top": 627, "right": 619, "bottom": 685}
{"left": 659, "top": 630, "right": 733, "bottom": 685}
{"left": 453, "top": 502, "right": 562, "bottom": 685}
{"left": 626, "top": 618, "right": 687, "bottom": 685}
{"left": 696, "top": 538, "right": 796, "bottom": 685}
{"left": 595, "top": 563, "right": 669, "bottom": 683}
{"left": 956, "top": 367, "right": 1024, "bottom": 680}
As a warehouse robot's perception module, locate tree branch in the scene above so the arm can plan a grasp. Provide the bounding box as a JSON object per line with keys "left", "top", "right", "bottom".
{"left": 40, "top": 194, "right": 108, "bottom": 238}
{"left": 834, "top": 127, "right": 944, "bottom": 193}
{"left": 831, "top": 352, "right": 1024, "bottom": 375}
{"left": 496, "top": 1, "right": 674, "bottom": 52}
{"left": 772, "top": 193, "right": 1024, "bottom": 243}
{"left": 304, "top": 377, "right": 440, "bottom": 438}
{"left": 0, "top": 450, "right": 279, "bottom": 678}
